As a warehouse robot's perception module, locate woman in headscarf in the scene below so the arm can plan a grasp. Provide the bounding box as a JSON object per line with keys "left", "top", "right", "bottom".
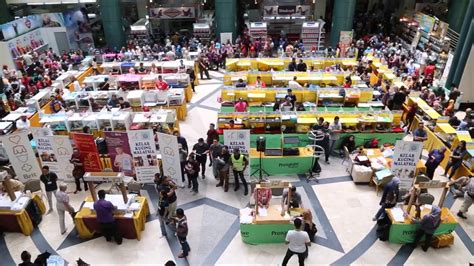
{"left": 411, "top": 205, "right": 442, "bottom": 251}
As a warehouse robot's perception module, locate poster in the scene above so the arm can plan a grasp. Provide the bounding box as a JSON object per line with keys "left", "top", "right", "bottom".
{"left": 339, "top": 31, "right": 353, "bottom": 57}
{"left": 224, "top": 129, "right": 251, "bottom": 180}
{"left": 391, "top": 140, "right": 424, "bottom": 190}
{"left": 1, "top": 13, "right": 64, "bottom": 41}
{"left": 0, "top": 132, "right": 41, "bottom": 182}
{"left": 157, "top": 133, "right": 181, "bottom": 182}
{"left": 31, "top": 127, "right": 59, "bottom": 173}
{"left": 149, "top": 7, "right": 195, "bottom": 19}
{"left": 71, "top": 133, "right": 102, "bottom": 172}
{"left": 49, "top": 135, "right": 75, "bottom": 181}
{"left": 128, "top": 130, "right": 158, "bottom": 183}
{"left": 104, "top": 132, "right": 133, "bottom": 175}
{"left": 63, "top": 9, "right": 94, "bottom": 50}
{"left": 263, "top": 5, "right": 311, "bottom": 16}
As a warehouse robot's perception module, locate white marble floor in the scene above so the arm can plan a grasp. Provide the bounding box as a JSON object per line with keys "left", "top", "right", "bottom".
{"left": 1, "top": 70, "right": 473, "bottom": 265}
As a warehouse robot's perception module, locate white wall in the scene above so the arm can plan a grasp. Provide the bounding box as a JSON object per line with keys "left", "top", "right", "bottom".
{"left": 0, "top": 42, "right": 15, "bottom": 70}
{"left": 40, "top": 27, "right": 70, "bottom": 55}
{"left": 459, "top": 45, "right": 474, "bottom": 103}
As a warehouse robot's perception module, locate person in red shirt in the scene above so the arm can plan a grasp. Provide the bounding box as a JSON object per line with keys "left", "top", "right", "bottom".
{"left": 234, "top": 98, "right": 248, "bottom": 112}
{"left": 253, "top": 76, "right": 266, "bottom": 88}
{"left": 424, "top": 62, "right": 436, "bottom": 77}
{"left": 155, "top": 75, "right": 169, "bottom": 90}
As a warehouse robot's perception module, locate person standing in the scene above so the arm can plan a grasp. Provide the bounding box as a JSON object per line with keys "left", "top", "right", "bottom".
{"left": 410, "top": 205, "right": 442, "bottom": 252}
{"left": 93, "top": 190, "right": 122, "bottom": 244}
{"left": 178, "top": 143, "right": 188, "bottom": 184}
{"left": 55, "top": 183, "right": 75, "bottom": 235}
{"left": 70, "top": 148, "right": 88, "bottom": 193}
{"left": 425, "top": 147, "right": 446, "bottom": 179}
{"left": 160, "top": 176, "right": 178, "bottom": 221}
{"left": 282, "top": 218, "right": 311, "bottom": 266}
{"left": 230, "top": 148, "right": 249, "bottom": 195}
{"left": 329, "top": 116, "right": 342, "bottom": 156}
{"left": 173, "top": 131, "right": 188, "bottom": 155}
{"left": 192, "top": 138, "right": 209, "bottom": 178}
{"left": 209, "top": 139, "right": 223, "bottom": 179}
{"left": 185, "top": 154, "right": 200, "bottom": 194}
{"left": 39, "top": 166, "right": 58, "bottom": 213}
{"left": 206, "top": 123, "right": 219, "bottom": 166}
{"left": 449, "top": 175, "right": 474, "bottom": 219}
{"left": 175, "top": 208, "right": 190, "bottom": 258}
{"left": 216, "top": 146, "right": 231, "bottom": 191}
{"left": 443, "top": 140, "right": 467, "bottom": 179}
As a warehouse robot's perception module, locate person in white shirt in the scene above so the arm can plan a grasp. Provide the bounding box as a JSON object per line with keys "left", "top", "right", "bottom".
{"left": 282, "top": 218, "right": 311, "bottom": 266}
{"left": 329, "top": 116, "right": 342, "bottom": 156}
{"left": 16, "top": 115, "right": 31, "bottom": 136}
{"left": 288, "top": 76, "right": 303, "bottom": 90}
{"left": 113, "top": 147, "right": 133, "bottom": 174}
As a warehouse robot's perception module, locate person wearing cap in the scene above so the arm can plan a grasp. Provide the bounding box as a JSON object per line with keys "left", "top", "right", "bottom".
{"left": 234, "top": 98, "right": 248, "bottom": 112}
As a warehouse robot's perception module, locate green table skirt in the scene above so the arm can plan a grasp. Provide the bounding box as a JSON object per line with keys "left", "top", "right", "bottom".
{"left": 220, "top": 106, "right": 383, "bottom": 113}
{"left": 249, "top": 155, "right": 313, "bottom": 176}
{"left": 220, "top": 132, "right": 404, "bottom": 149}
{"left": 388, "top": 222, "right": 457, "bottom": 244}
{"left": 240, "top": 223, "right": 294, "bottom": 244}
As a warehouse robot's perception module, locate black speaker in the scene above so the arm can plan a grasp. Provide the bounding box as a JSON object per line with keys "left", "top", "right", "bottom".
{"left": 256, "top": 136, "right": 266, "bottom": 152}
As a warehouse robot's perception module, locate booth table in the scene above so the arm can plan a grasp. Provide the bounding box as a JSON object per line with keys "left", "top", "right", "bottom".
{"left": 0, "top": 194, "right": 46, "bottom": 236}
{"left": 386, "top": 206, "right": 457, "bottom": 244}
{"left": 74, "top": 196, "right": 149, "bottom": 240}
{"left": 249, "top": 147, "right": 313, "bottom": 176}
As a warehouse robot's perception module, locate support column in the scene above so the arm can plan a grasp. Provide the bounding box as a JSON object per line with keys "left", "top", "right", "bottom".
{"left": 215, "top": 0, "right": 236, "bottom": 42}
{"left": 330, "top": 0, "right": 356, "bottom": 47}
{"left": 446, "top": 0, "right": 473, "bottom": 87}
{"left": 313, "top": 0, "right": 327, "bottom": 20}
{"left": 100, "top": 0, "right": 126, "bottom": 49}
{"left": 447, "top": 0, "right": 469, "bottom": 34}
{"left": 0, "top": 0, "right": 12, "bottom": 24}
{"left": 136, "top": 0, "right": 148, "bottom": 19}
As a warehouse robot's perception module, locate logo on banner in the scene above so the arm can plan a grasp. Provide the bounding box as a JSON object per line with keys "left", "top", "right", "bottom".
{"left": 1, "top": 132, "right": 41, "bottom": 182}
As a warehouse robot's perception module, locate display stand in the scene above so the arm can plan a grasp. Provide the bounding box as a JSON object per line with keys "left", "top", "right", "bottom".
{"left": 405, "top": 181, "right": 449, "bottom": 215}
{"left": 83, "top": 172, "right": 127, "bottom": 203}
{"left": 193, "top": 23, "right": 211, "bottom": 42}
{"left": 249, "top": 22, "right": 268, "bottom": 40}
{"left": 301, "top": 21, "right": 325, "bottom": 51}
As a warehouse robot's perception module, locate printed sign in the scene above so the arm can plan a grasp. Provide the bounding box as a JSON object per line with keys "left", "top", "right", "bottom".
{"left": 149, "top": 7, "right": 196, "bottom": 19}
{"left": 263, "top": 5, "right": 311, "bottom": 16}
{"left": 31, "top": 127, "right": 59, "bottom": 174}
{"left": 49, "top": 135, "right": 75, "bottom": 181}
{"left": 71, "top": 133, "right": 102, "bottom": 172}
{"left": 391, "top": 140, "right": 424, "bottom": 189}
{"left": 104, "top": 132, "right": 133, "bottom": 175}
{"left": 157, "top": 133, "right": 181, "bottom": 182}
{"left": 128, "top": 130, "right": 158, "bottom": 183}
{"left": 0, "top": 132, "right": 41, "bottom": 182}
{"left": 224, "top": 129, "right": 251, "bottom": 180}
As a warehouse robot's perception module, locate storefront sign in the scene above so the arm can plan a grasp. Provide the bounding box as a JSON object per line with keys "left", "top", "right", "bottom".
{"left": 157, "top": 133, "right": 181, "bottom": 182}
{"left": 264, "top": 5, "right": 311, "bottom": 16}
{"left": 31, "top": 127, "right": 59, "bottom": 174}
{"left": 128, "top": 130, "right": 158, "bottom": 183}
{"left": 49, "top": 135, "right": 75, "bottom": 181}
{"left": 104, "top": 132, "right": 133, "bottom": 176}
{"left": 71, "top": 133, "right": 102, "bottom": 172}
{"left": 391, "top": 140, "right": 423, "bottom": 189}
{"left": 0, "top": 132, "right": 41, "bottom": 182}
{"left": 149, "top": 7, "right": 196, "bottom": 19}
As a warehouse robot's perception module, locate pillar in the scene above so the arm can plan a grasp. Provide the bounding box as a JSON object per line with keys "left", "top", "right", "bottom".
{"left": 136, "top": 0, "right": 148, "bottom": 19}
{"left": 215, "top": 0, "right": 236, "bottom": 42}
{"left": 100, "top": 0, "right": 126, "bottom": 50}
{"left": 313, "top": 0, "right": 327, "bottom": 20}
{"left": 446, "top": 0, "right": 473, "bottom": 87}
{"left": 330, "top": 0, "right": 356, "bottom": 47}
{"left": 447, "top": 0, "right": 469, "bottom": 34}
{"left": 0, "top": 0, "right": 12, "bottom": 25}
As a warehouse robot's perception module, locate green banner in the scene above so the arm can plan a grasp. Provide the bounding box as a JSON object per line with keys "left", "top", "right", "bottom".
{"left": 250, "top": 155, "right": 313, "bottom": 176}
{"left": 388, "top": 223, "right": 457, "bottom": 244}
{"left": 240, "top": 223, "right": 295, "bottom": 244}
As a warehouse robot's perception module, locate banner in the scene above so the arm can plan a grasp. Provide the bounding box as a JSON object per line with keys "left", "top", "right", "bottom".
{"left": 391, "top": 140, "right": 423, "bottom": 190}
{"left": 31, "top": 127, "right": 58, "bottom": 172}
{"left": 0, "top": 132, "right": 41, "bottom": 182}
{"left": 149, "top": 7, "right": 196, "bottom": 19}
{"left": 104, "top": 132, "right": 133, "bottom": 175}
{"left": 224, "top": 129, "right": 251, "bottom": 180}
{"left": 128, "top": 130, "right": 158, "bottom": 183}
{"left": 263, "top": 5, "right": 311, "bottom": 16}
{"left": 1, "top": 13, "right": 64, "bottom": 40}
{"left": 339, "top": 31, "right": 353, "bottom": 57}
{"left": 71, "top": 133, "right": 102, "bottom": 172}
{"left": 157, "top": 133, "right": 181, "bottom": 182}
{"left": 63, "top": 9, "right": 94, "bottom": 50}
{"left": 49, "top": 135, "right": 75, "bottom": 181}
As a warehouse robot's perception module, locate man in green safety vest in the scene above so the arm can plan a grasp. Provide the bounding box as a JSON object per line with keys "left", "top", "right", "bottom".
{"left": 230, "top": 147, "right": 249, "bottom": 196}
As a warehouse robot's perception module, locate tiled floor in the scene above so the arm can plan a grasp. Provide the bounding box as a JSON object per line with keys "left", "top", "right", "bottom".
{"left": 1, "top": 70, "right": 473, "bottom": 265}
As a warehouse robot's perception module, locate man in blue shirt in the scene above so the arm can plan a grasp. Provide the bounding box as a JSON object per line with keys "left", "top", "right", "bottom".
{"left": 413, "top": 122, "right": 428, "bottom": 142}
{"left": 93, "top": 190, "right": 122, "bottom": 244}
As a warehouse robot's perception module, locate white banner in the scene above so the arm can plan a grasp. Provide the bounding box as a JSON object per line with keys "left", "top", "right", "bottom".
{"left": 128, "top": 130, "right": 158, "bottom": 183}
{"left": 224, "top": 130, "right": 251, "bottom": 181}
{"left": 31, "top": 127, "right": 59, "bottom": 174}
{"left": 391, "top": 140, "right": 424, "bottom": 190}
{"left": 0, "top": 132, "right": 41, "bottom": 182}
{"left": 157, "top": 133, "right": 181, "bottom": 183}
{"left": 49, "top": 135, "right": 75, "bottom": 181}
